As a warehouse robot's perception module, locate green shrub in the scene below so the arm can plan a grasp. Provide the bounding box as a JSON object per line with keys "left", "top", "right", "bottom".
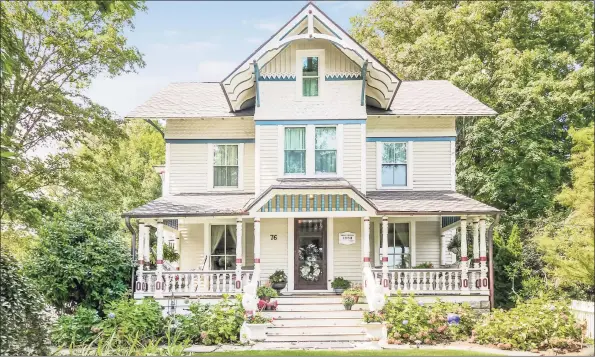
{"left": 177, "top": 295, "right": 245, "bottom": 345}
{"left": 331, "top": 277, "right": 351, "bottom": 289}
{"left": 0, "top": 248, "right": 50, "bottom": 355}
{"left": 269, "top": 270, "right": 287, "bottom": 283}
{"left": 256, "top": 286, "right": 278, "bottom": 299}
{"left": 383, "top": 294, "right": 478, "bottom": 345}
{"left": 474, "top": 298, "right": 585, "bottom": 351}
{"left": 98, "top": 297, "right": 164, "bottom": 345}
{"left": 51, "top": 306, "right": 101, "bottom": 346}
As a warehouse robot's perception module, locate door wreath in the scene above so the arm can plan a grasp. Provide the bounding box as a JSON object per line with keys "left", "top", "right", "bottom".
{"left": 299, "top": 261, "right": 321, "bottom": 281}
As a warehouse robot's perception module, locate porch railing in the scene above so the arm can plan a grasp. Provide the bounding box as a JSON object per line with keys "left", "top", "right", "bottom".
{"left": 372, "top": 268, "right": 486, "bottom": 295}
{"left": 136, "top": 270, "right": 253, "bottom": 297}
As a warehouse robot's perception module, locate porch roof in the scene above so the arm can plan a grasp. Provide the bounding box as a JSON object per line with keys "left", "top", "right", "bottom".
{"left": 367, "top": 191, "right": 501, "bottom": 215}
{"left": 121, "top": 193, "right": 253, "bottom": 218}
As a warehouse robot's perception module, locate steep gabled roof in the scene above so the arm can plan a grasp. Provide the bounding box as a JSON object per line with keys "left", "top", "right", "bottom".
{"left": 221, "top": 2, "right": 401, "bottom": 112}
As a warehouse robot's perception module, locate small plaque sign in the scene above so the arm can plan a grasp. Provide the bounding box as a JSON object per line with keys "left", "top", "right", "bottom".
{"left": 338, "top": 232, "right": 356, "bottom": 245}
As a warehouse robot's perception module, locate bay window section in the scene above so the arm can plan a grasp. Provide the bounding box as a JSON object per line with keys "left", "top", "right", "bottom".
{"left": 380, "top": 223, "right": 410, "bottom": 268}
{"left": 381, "top": 142, "right": 407, "bottom": 187}
{"left": 210, "top": 225, "right": 237, "bottom": 271}
{"left": 284, "top": 127, "right": 306, "bottom": 174}
{"left": 213, "top": 144, "right": 239, "bottom": 187}
{"left": 315, "top": 127, "right": 337, "bottom": 173}
{"left": 302, "top": 57, "right": 319, "bottom": 97}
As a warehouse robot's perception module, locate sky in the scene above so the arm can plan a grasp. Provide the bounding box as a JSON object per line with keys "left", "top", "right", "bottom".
{"left": 87, "top": 1, "right": 373, "bottom": 118}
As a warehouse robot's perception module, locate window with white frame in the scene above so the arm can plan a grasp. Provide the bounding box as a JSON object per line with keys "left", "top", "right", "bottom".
{"left": 381, "top": 142, "right": 408, "bottom": 187}
{"left": 315, "top": 127, "right": 336, "bottom": 173}
{"left": 213, "top": 144, "right": 239, "bottom": 187}
{"left": 380, "top": 223, "right": 410, "bottom": 268}
{"left": 284, "top": 127, "right": 306, "bottom": 174}
{"left": 302, "top": 57, "right": 319, "bottom": 97}
{"left": 210, "top": 225, "right": 236, "bottom": 271}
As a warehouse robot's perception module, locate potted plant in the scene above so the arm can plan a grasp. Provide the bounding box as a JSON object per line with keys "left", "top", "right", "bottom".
{"left": 240, "top": 313, "right": 273, "bottom": 343}
{"left": 256, "top": 285, "right": 278, "bottom": 302}
{"left": 269, "top": 270, "right": 287, "bottom": 294}
{"left": 342, "top": 295, "right": 356, "bottom": 310}
{"left": 342, "top": 285, "right": 364, "bottom": 304}
{"left": 331, "top": 276, "right": 351, "bottom": 295}
{"left": 362, "top": 310, "right": 387, "bottom": 342}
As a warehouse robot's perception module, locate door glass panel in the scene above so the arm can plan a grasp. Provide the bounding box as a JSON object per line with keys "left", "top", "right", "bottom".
{"left": 296, "top": 219, "right": 325, "bottom": 287}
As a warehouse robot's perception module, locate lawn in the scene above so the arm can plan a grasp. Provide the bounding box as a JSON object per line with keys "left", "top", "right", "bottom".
{"left": 200, "top": 349, "right": 502, "bottom": 356}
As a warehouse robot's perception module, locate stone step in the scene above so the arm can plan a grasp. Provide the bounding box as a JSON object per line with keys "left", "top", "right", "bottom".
{"left": 271, "top": 317, "right": 362, "bottom": 327}
{"left": 268, "top": 325, "right": 366, "bottom": 334}
{"left": 275, "top": 303, "right": 367, "bottom": 311}
{"left": 265, "top": 333, "right": 367, "bottom": 342}
{"left": 262, "top": 310, "right": 364, "bottom": 319}
{"left": 273, "top": 296, "right": 345, "bottom": 304}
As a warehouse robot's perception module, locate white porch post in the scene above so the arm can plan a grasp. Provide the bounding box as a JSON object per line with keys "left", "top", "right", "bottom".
{"left": 381, "top": 216, "right": 389, "bottom": 294}
{"left": 472, "top": 218, "right": 480, "bottom": 268}
{"left": 479, "top": 217, "right": 488, "bottom": 292}
{"left": 459, "top": 217, "right": 470, "bottom": 295}
{"left": 155, "top": 221, "right": 164, "bottom": 298}
{"left": 142, "top": 224, "right": 150, "bottom": 268}
{"left": 135, "top": 223, "right": 145, "bottom": 293}
{"left": 235, "top": 218, "right": 243, "bottom": 291}
{"left": 363, "top": 217, "right": 370, "bottom": 267}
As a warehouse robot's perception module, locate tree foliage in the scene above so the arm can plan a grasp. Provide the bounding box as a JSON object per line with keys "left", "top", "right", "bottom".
{"left": 0, "top": 1, "right": 145, "bottom": 227}
{"left": 351, "top": 1, "right": 594, "bottom": 230}
{"left": 25, "top": 200, "right": 133, "bottom": 313}
{"left": 0, "top": 248, "right": 50, "bottom": 356}
{"left": 493, "top": 225, "right": 525, "bottom": 307}
{"left": 536, "top": 124, "right": 595, "bottom": 298}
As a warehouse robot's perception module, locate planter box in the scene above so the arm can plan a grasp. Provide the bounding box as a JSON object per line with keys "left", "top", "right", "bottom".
{"left": 240, "top": 322, "right": 269, "bottom": 343}
{"left": 362, "top": 322, "right": 387, "bottom": 342}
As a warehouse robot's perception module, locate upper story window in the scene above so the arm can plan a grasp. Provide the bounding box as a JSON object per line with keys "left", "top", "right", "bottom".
{"left": 284, "top": 127, "right": 306, "bottom": 174}
{"left": 213, "top": 144, "right": 239, "bottom": 187}
{"left": 377, "top": 142, "right": 411, "bottom": 189}
{"left": 302, "top": 57, "right": 319, "bottom": 97}
{"left": 315, "top": 127, "right": 336, "bottom": 173}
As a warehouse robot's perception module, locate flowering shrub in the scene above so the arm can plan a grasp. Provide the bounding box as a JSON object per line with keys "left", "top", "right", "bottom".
{"left": 51, "top": 306, "right": 101, "bottom": 346}
{"left": 98, "top": 297, "right": 164, "bottom": 346}
{"left": 382, "top": 294, "right": 478, "bottom": 345}
{"left": 245, "top": 313, "right": 273, "bottom": 324}
{"left": 474, "top": 298, "right": 585, "bottom": 352}
{"left": 363, "top": 311, "right": 385, "bottom": 323}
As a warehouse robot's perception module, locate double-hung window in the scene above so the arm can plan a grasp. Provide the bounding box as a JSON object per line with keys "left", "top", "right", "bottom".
{"left": 213, "top": 144, "right": 239, "bottom": 187}
{"left": 302, "top": 57, "right": 319, "bottom": 97}
{"left": 379, "top": 223, "right": 410, "bottom": 268}
{"left": 381, "top": 142, "right": 408, "bottom": 187}
{"left": 315, "top": 127, "right": 337, "bottom": 173}
{"left": 210, "top": 225, "right": 237, "bottom": 271}
{"left": 284, "top": 127, "right": 306, "bottom": 174}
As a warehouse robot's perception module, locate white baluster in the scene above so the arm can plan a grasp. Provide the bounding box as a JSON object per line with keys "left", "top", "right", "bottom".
{"left": 415, "top": 272, "right": 420, "bottom": 291}
{"left": 390, "top": 272, "right": 396, "bottom": 292}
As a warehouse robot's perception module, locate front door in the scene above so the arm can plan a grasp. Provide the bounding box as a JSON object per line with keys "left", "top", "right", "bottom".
{"left": 294, "top": 218, "right": 327, "bottom": 290}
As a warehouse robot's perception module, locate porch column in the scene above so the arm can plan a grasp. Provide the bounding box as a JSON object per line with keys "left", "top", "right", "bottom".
{"left": 253, "top": 218, "right": 261, "bottom": 284}
{"left": 479, "top": 217, "right": 488, "bottom": 292}
{"left": 381, "top": 216, "right": 389, "bottom": 293}
{"left": 135, "top": 223, "right": 145, "bottom": 293}
{"left": 235, "top": 218, "right": 243, "bottom": 291}
{"left": 363, "top": 217, "right": 370, "bottom": 267}
{"left": 142, "top": 224, "right": 150, "bottom": 269}
{"left": 472, "top": 218, "right": 480, "bottom": 268}
{"left": 459, "top": 217, "right": 470, "bottom": 295}
{"left": 155, "top": 221, "right": 164, "bottom": 298}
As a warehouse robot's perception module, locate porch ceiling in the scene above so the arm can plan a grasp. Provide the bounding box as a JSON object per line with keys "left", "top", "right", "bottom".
{"left": 367, "top": 191, "right": 501, "bottom": 215}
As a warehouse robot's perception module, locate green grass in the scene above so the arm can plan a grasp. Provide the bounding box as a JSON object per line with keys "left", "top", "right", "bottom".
{"left": 199, "top": 350, "right": 502, "bottom": 356}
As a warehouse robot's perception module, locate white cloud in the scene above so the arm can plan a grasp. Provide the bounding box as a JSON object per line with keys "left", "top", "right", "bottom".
{"left": 196, "top": 61, "right": 238, "bottom": 82}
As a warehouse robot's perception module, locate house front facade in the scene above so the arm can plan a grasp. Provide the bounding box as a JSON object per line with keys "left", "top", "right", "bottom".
{"left": 123, "top": 2, "right": 500, "bottom": 311}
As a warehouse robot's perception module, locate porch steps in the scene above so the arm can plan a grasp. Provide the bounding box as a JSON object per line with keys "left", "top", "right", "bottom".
{"left": 260, "top": 295, "right": 368, "bottom": 342}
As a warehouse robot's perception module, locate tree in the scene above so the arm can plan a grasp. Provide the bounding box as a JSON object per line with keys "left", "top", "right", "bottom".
{"left": 536, "top": 124, "right": 594, "bottom": 299}
{"left": 0, "top": 1, "right": 145, "bottom": 227}
{"left": 493, "top": 225, "right": 525, "bottom": 308}
{"left": 351, "top": 1, "right": 594, "bottom": 231}
{"left": 0, "top": 248, "right": 49, "bottom": 356}
{"left": 25, "top": 200, "right": 133, "bottom": 313}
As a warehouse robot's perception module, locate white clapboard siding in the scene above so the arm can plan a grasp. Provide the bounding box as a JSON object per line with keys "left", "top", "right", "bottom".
{"left": 415, "top": 220, "right": 441, "bottom": 266}
{"left": 259, "top": 219, "right": 289, "bottom": 283}
{"left": 179, "top": 223, "right": 205, "bottom": 271}
{"left": 366, "top": 142, "right": 376, "bottom": 192}
{"left": 244, "top": 143, "right": 255, "bottom": 192}
{"left": 571, "top": 300, "right": 594, "bottom": 339}
{"left": 165, "top": 118, "right": 255, "bottom": 139}
{"left": 259, "top": 126, "right": 279, "bottom": 190}
{"left": 413, "top": 141, "right": 452, "bottom": 190}
{"left": 342, "top": 125, "right": 362, "bottom": 188}
{"left": 367, "top": 116, "right": 456, "bottom": 137}
{"left": 333, "top": 218, "right": 362, "bottom": 283}
{"left": 244, "top": 222, "right": 255, "bottom": 267}
{"left": 169, "top": 143, "right": 208, "bottom": 194}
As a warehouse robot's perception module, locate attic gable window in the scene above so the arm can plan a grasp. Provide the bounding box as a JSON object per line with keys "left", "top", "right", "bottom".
{"left": 302, "top": 57, "right": 319, "bottom": 97}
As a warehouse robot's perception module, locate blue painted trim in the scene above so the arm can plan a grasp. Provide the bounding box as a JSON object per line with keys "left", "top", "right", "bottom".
{"left": 313, "top": 15, "right": 342, "bottom": 39}
{"left": 165, "top": 139, "right": 255, "bottom": 144}
{"left": 366, "top": 137, "right": 456, "bottom": 142}
{"left": 254, "top": 63, "right": 260, "bottom": 107}
{"left": 326, "top": 74, "right": 362, "bottom": 81}
{"left": 361, "top": 61, "right": 368, "bottom": 106}
{"left": 259, "top": 75, "right": 296, "bottom": 81}
{"left": 280, "top": 15, "right": 307, "bottom": 41}
{"left": 256, "top": 120, "right": 366, "bottom": 126}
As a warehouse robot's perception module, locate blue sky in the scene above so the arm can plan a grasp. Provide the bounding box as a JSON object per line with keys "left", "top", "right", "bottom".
{"left": 87, "top": 1, "right": 372, "bottom": 117}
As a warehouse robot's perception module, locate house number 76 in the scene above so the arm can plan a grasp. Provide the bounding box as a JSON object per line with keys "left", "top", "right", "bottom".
{"left": 270, "top": 235, "right": 278, "bottom": 240}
